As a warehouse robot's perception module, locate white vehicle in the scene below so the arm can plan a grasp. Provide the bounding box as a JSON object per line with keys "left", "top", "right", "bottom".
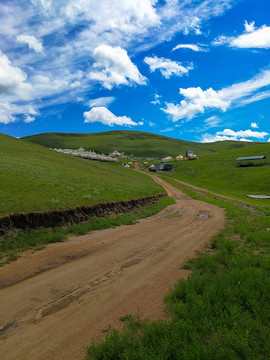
{"left": 186, "top": 150, "right": 198, "bottom": 160}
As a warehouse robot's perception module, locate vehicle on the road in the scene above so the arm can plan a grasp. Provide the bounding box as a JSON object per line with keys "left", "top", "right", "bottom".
{"left": 149, "top": 164, "right": 156, "bottom": 172}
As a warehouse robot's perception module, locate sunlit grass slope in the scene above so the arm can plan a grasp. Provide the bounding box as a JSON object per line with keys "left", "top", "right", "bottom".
{"left": 0, "top": 133, "right": 164, "bottom": 216}
{"left": 164, "top": 143, "right": 270, "bottom": 203}
{"left": 23, "top": 130, "right": 261, "bottom": 158}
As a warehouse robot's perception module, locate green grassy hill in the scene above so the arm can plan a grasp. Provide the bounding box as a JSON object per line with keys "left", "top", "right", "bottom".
{"left": 0, "top": 133, "right": 164, "bottom": 216}
{"left": 164, "top": 142, "right": 270, "bottom": 203}
{"left": 22, "top": 130, "right": 262, "bottom": 158}
{"left": 2, "top": 130, "right": 269, "bottom": 214}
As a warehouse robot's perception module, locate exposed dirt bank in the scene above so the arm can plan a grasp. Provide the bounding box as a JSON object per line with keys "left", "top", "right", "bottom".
{"left": 0, "top": 178, "right": 225, "bottom": 360}
{"left": 0, "top": 194, "right": 166, "bottom": 236}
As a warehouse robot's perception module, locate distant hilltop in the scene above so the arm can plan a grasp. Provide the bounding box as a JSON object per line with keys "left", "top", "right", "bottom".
{"left": 23, "top": 130, "right": 262, "bottom": 158}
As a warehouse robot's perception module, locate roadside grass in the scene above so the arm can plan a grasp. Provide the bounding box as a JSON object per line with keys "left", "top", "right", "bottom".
{"left": 85, "top": 183, "right": 270, "bottom": 360}
{"left": 0, "top": 197, "right": 174, "bottom": 265}
{"left": 0, "top": 133, "right": 165, "bottom": 215}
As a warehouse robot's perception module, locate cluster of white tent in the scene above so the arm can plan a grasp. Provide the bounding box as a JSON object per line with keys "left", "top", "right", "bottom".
{"left": 162, "top": 153, "right": 198, "bottom": 161}
{"left": 162, "top": 155, "right": 184, "bottom": 162}
{"left": 50, "top": 147, "right": 118, "bottom": 162}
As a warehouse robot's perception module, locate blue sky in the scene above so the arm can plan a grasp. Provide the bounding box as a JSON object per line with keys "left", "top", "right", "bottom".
{"left": 1, "top": 0, "right": 270, "bottom": 143}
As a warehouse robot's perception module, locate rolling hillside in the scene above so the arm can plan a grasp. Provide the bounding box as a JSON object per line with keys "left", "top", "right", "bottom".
{"left": 22, "top": 130, "right": 262, "bottom": 158}
{"left": 3, "top": 131, "right": 269, "bottom": 215}
{"left": 164, "top": 142, "right": 270, "bottom": 203}
{"left": 0, "top": 133, "right": 164, "bottom": 216}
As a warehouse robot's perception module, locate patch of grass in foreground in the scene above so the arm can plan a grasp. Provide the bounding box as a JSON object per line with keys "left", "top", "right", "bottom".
{"left": 85, "top": 186, "right": 270, "bottom": 360}
{"left": 0, "top": 197, "right": 174, "bottom": 265}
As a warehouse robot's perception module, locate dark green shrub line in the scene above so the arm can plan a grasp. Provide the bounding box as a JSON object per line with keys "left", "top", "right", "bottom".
{"left": 0, "top": 197, "right": 175, "bottom": 264}
{"left": 85, "top": 184, "right": 270, "bottom": 360}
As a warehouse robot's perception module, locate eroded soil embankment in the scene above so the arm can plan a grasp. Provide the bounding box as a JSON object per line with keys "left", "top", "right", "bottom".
{"left": 0, "top": 194, "right": 166, "bottom": 236}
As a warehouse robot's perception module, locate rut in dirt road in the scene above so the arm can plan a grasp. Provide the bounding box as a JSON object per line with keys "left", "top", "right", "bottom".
{"left": 0, "top": 177, "right": 225, "bottom": 360}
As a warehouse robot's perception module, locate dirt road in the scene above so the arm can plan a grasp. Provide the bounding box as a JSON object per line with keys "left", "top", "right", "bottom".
{"left": 0, "top": 177, "right": 225, "bottom": 360}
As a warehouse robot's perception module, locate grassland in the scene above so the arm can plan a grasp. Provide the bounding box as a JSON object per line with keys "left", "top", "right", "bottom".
{"left": 2, "top": 130, "right": 270, "bottom": 357}
{"left": 85, "top": 185, "right": 270, "bottom": 360}
{"left": 0, "top": 133, "right": 165, "bottom": 216}
{"left": 163, "top": 142, "right": 270, "bottom": 204}
{"left": 23, "top": 130, "right": 262, "bottom": 158}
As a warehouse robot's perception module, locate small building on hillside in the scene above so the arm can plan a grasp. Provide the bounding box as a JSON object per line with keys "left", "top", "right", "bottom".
{"left": 155, "top": 162, "right": 174, "bottom": 171}
{"left": 236, "top": 155, "right": 267, "bottom": 167}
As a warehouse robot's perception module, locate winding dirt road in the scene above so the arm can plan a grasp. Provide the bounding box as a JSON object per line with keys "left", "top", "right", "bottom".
{"left": 0, "top": 177, "right": 225, "bottom": 360}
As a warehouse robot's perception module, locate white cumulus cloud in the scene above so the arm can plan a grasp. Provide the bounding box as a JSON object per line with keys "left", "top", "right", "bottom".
{"left": 162, "top": 69, "right": 270, "bottom": 121}
{"left": 0, "top": 51, "right": 32, "bottom": 100}
{"left": 217, "top": 128, "right": 268, "bottom": 139}
{"left": 144, "top": 56, "right": 193, "bottom": 79}
{"left": 0, "top": 0, "right": 236, "bottom": 125}
{"left": 64, "top": 0, "right": 160, "bottom": 35}
{"left": 162, "top": 87, "right": 228, "bottom": 121}
{"left": 201, "top": 134, "right": 235, "bottom": 143}
{"left": 16, "top": 34, "right": 43, "bottom": 53}
{"left": 84, "top": 106, "right": 138, "bottom": 126}
{"left": 231, "top": 21, "right": 270, "bottom": 49}
{"left": 213, "top": 21, "right": 270, "bottom": 49}
{"left": 244, "top": 20, "right": 255, "bottom": 33}
{"left": 201, "top": 127, "right": 268, "bottom": 143}
{"left": 89, "top": 44, "right": 146, "bottom": 89}
{"left": 24, "top": 114, "right": 36, "bottom": 123}
{"left": 0, "top": 102, "right": 38, "bottom": 124}
{"left": 251, "top": 122, "right": 258, "bottom": 128}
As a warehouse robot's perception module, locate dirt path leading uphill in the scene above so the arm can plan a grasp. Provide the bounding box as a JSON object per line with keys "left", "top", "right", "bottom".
{"left": 0, "top": 178, "right": 225, "bottom": 360}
